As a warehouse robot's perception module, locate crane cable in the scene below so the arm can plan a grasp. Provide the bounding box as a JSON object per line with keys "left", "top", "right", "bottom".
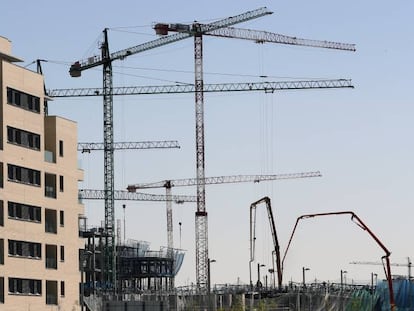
{"left": 257, "top": 43, "right": 275, "bottom": 269}
{"left": 119, "top": 60, "right": 126, "bottom": 192}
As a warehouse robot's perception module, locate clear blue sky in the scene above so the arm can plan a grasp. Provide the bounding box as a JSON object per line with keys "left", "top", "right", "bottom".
{"left": 3, "top": 1, "right": 414, "bottom": 287}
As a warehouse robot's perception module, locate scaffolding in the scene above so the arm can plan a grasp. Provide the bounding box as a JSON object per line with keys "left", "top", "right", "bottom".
{"left": 117, "top": 240, "right": 184, "bottom": 294}
{"left": 79, "top": 222, "right": 185, "bottom": 299}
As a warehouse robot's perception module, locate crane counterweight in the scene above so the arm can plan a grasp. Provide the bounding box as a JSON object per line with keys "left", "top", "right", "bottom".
{"left": 69, "top": 61, "right": 81, "bottom": 77}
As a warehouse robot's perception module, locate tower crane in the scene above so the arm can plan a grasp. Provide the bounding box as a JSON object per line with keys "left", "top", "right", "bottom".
{"left": 68, "top": 7, "right": 273, "bottom": 287}
{"left": 67, "top": 6, "right": 355, "bottom": 290}
{"left": 155, "top": 16, "right": 354, "bottom": 291}
{"left": 55, "top": 77, "right": 353, "bottom": 290}
{"left": 350, "top": 257, "right": 412, "bottom": 280}
{"left": 127, "top": 171, "right": 321, "bottom": 265}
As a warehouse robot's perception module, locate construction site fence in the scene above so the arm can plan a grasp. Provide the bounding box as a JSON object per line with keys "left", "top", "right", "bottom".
{"left": 84, "top": 279, "right": 414, "bottom": 310}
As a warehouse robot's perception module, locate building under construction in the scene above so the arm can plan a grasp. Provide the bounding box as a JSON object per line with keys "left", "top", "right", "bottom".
{"left": 79, "top": 219, "right": 185, "bottom": 300}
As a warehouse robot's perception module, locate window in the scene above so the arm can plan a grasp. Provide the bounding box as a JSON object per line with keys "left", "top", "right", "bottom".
{"left": 59, "top": 140, "right": 64, "bottom": 157}
{"left": 0, "top": 239, "right": 3, "bottom": 265}
{"left": 7, "top": 126, "right": 40, "bottom": 150}
{"left": 8, "top": 240, "right": 41, "bottom": 259}
{"left": 59, "top": 175, "right": 64, "bottom": 192}
{"left": 60, "top": 246, "right": 64, "bottom": 262}
{"left": 45, "top": 209, "right": 57, "bottom": 233}
{"left": 46, "top": 280, "right": 57, "bottom": 305}
{"left": 9, "top": 278, "right": 41, "bottom": 295}
{"left": 59, "top": 210, "right": 64, "bottom": 227}
{"left": 0, "top": 277, "right": 3, "bottom": 303}
{"left": 46, "top": 245, "right": 57, "bottom": 269}
{"left": 7, "top": 87, "right": 40, "bottom": 113}
{"left": 0, "top": 162, "right": 3, "bottom": 188}
{"left": 8, "top": 201, "right": 41, "bottom": 223}
{"left": 44, "top": 173, "right": 56, "bottom": 198}
{"left": 60, "top": 281, "right": 65, "bottom": 297}
{"left": 7, "top": 164, "right": 40, "bottom": 186}
{"left": 7, "top": 88, "right": 20, "bottom": 106}
{"left": 0, "top": 200, "right": 3, "bottom": 226}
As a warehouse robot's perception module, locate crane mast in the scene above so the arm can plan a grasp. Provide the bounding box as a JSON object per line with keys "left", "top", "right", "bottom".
{"left": 193, "top": 26, "right": 208, "bottom": 290}
{"left": 100, "top": 28, "right": 117, "bottom": 288}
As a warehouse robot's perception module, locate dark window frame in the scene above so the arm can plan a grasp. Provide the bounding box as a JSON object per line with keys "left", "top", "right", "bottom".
{"left": 0, "top": 239, "right": 4, "bottom": 265}
{"left": 59, "top": 175, "right": 64, "bottom": 192}
{"left": 45, "top": 209, "right": 57, "bottom": 234}
{"left": 7, "top": 126, "right": 41, "bottom": 150}
{"left": 8, "top": 201, "right": 41, "bottom": 223}
{"left": 0, "top": 200, "right": 3, "bottom": 226}
{"left": 8, "top": 277, "right": 42, "bottom": 295}
{"left": 44, "top": 173, "right": 56, "bottom": 199}
{"left": 60, "top": 245, "right": 64, "bottom": 262}
{"left": 7, "top": 87, "right": 40, "bottom": 114}
{"left": 0, "top": 162, "right": 3, "bottom": 188}
{"left": 59, "top": 210, "right": 64, "bottom": 227}
{"left": 8, "top": 239, "right": 41, "bottom": 259}
{"left": 60, "top": 281, "right": 65, "bottom": 297}
{"left": 46, "top": 280, "right": 57, "bottom": 305}
{"left": 0, "top": 277, "right": 4, "bottom": 303}
{"left": 7, "top": 164, "right": 41, "bottom": 186}
{"left": 59, "top": 140, "right": 64, "bottom": 157}
{"left": 45, "top": 244, "right": 57, "bottom": 269}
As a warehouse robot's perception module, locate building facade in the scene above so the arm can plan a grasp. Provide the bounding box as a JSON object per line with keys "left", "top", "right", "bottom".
{"left": 0, "top": 36, "right": 84, "bottom": 310}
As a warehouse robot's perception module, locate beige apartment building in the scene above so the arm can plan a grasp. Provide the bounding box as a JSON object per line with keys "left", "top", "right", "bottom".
{"left": 0, "top": 36, "right": 84, "bottom": 310}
